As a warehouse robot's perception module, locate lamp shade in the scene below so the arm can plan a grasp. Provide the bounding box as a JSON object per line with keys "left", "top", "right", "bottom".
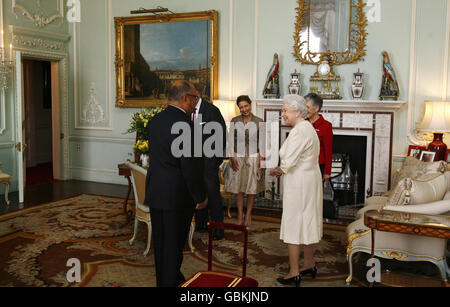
{"left": 417, "top": 101, "right": 450, "bottom": 132}
{"left": 213, "top": 100, "right": 238, "bottom": 123}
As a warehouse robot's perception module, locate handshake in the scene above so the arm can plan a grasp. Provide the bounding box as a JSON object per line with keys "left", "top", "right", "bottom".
{"left": 269, "top": 167, "right": 284, "bottom": 178}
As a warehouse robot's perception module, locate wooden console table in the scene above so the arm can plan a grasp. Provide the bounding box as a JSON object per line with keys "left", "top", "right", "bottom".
{"left": 118, "top": 163, "right": 134, "bottom": 226}
{"left": 364, "top": 209, "right": 450, "bottom": 286}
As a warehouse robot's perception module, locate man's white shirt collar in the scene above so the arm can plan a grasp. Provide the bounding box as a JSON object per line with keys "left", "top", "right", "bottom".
{"left": 169, "top": 104, "right": 186, "bottom": 114}
{"left": 195, "top": 98, "right": 202, "bottom": 117}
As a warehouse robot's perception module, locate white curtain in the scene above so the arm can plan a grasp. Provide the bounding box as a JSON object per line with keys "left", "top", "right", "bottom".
{"left": 334, "top": 0, "right": 350, "bottom": 52}
{"left": 309, "top": 0, "right": 336, "bottom": 52}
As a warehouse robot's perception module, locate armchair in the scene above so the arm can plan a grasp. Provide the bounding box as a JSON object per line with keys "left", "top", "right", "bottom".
{"left": 346, "top": 160, "right": 450, "bottom": 285}
{"left": 125, "top": 161, "right": 196, "bottom": 256}
{"left": 0, "top": 162, "right": 10, "bottom": 205}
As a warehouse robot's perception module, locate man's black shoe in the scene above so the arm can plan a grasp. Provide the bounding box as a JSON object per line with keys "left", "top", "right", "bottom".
{"left": 213, "top": 229, "right": 224, "bottom": 241}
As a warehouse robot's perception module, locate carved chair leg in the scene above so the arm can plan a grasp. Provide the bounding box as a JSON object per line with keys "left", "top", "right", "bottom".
{"left": 346, "top": 250, "right": 355, "bottom": 286}
{"left": 188, "top": 220, "right": 195, "bottom": 252}
{"left": 144, "top": 222, "right": 152, "bottom": 257}
{"left": 4, "top": 182, "right": 10, "bottom": 205}
{"left": 129, "top": 218, "right": 138, "bottom": 245}
{"left": 227, "top": 197, "right": 232, "bottom": 218}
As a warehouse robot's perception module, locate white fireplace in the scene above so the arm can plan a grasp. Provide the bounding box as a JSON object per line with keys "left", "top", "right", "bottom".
{"left": 256, "top": 99, "right": 406, "bottom": 201}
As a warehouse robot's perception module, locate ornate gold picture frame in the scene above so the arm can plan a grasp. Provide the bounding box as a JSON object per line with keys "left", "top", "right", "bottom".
{"left": 114, "top": 10, "right": 218, "bottom": 108}
{"left": 293, "top": 0, "right": 367, "bottom": 65}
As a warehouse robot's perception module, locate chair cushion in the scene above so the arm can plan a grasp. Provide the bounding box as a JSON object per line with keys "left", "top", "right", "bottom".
{"left": 392, "top": 157, "right": 446, "bottom": 187}
{"left": 387, "top": 173, "right": 447, "bottom": 206}
{"left": 0, "top": 173, "right": 10, "bottom": 180}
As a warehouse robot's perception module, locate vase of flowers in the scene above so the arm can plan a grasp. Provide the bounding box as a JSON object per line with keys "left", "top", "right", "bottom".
{"left": 127, "top": 106, "right": 164, "bottom": 165}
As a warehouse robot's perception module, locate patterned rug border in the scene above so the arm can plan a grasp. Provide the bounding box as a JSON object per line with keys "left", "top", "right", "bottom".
{"left": 79, "top": 258, "right": 156, "bottom": 287}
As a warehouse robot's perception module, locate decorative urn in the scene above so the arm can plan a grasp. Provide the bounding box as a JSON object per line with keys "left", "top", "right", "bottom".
{"left": 288, "top": 69, "right": 302, "bottom": 95}
{"left": 351, "top": 69, "right": 365, "bottom": 99}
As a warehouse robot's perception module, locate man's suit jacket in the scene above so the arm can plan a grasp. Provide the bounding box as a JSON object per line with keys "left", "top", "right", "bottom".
{"left": 198, "top": 100, "right": 227, "bottom": 169}
{"left": 144, "top": 105, "right": 206, "bottom": 211}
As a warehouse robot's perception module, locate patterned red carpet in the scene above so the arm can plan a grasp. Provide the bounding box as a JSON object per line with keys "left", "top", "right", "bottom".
{"left": 0, "top": 194, "right": 351, "bottom": 287}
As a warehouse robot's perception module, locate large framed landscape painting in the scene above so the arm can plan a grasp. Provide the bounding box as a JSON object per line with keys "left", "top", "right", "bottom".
{"left": 114, "top": 11, "right": 218, "bottom": 108}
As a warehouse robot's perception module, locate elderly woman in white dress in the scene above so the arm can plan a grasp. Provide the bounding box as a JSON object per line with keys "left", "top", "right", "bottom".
{"left": 270, "top": 95, "right": 323, "bottom": 287}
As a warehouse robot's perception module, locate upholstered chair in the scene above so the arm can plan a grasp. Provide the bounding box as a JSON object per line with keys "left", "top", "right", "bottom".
{"left": 346, "top": 158, "right": 450, "bottom": 285}
{"left": 125, "top": 161, "right": 196, "bottom": 256}
{"left": 0, "top": 162, "right": 11, "bottom": 205}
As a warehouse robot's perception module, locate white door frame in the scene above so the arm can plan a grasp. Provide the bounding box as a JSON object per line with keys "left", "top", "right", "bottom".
{"left": 12, "top": 50, "right": 70, "bottom": 188}
{"left": 51, "top": 61, "right": 62, "bottom": 180}
{"left": 15, "top": 51, "right": 24, "bottom": 203}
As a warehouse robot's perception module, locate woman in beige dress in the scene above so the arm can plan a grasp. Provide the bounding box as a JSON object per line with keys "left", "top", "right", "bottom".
{"left": 270, "top": 95, "right": 323, "bottom": 287}
{"left": 225, "top": 95, "right": 265, "bottom": 226}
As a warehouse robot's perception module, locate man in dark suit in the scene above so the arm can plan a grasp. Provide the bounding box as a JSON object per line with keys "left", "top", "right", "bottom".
{"left": 144, "top": 80, "right": 208, "bottom": 287}
{"left": 192, "top": 88, "right": 227, "bottom": 240}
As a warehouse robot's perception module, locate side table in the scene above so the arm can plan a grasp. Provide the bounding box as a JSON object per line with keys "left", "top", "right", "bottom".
{"left": 364, "top": 209, "right": 450, "bottom": 286}
{"left": 118, "top": 163, "right": 134, "bottom": 226}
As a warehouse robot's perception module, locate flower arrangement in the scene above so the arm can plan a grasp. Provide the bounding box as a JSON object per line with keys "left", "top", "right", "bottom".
{"left": 127, "top": 106, "right": 164, "bottom": 155}
{"left": 133, "top": 140, "right": 149, "bottom": 155}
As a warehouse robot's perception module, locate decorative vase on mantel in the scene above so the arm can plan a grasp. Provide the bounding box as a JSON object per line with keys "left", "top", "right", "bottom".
{"left": 288, "top": 69, "right": 302, "bottom": 95}
{"left": 140, "top": 154, "right": 149, "bottom": 168}
{"left": 351, "top": 69, "right": 365, "bottom": 100}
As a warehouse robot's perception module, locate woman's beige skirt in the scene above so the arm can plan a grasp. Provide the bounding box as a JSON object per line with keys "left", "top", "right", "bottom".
{"left": 224, "top": 156, "right": 265, "bottom": 195}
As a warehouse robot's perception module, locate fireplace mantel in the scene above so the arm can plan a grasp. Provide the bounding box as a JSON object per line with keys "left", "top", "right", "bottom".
{"left": 256, "top": 99, "right": 406, "bottom": 202}
{"left": 256, "top": 99, "right": 406, "bottom": 112}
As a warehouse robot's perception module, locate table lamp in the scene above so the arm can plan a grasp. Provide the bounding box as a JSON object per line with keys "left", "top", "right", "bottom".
{"left": 417, "top": 101, "right": 450, "bottom": 161}
{"left": 213, "top": 100, "right": 238, "bottom": 129}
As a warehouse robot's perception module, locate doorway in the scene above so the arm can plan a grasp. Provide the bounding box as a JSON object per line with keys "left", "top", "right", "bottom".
{"left": 22, "top": 59, "right": 58, "bottom": 186}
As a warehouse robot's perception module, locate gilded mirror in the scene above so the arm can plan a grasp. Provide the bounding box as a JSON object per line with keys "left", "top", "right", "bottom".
{"left": 293, "top": 0, "right": 367, "bottom": 65}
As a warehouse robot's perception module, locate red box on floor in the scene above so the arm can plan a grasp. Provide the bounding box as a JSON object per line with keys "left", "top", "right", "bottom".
{"left": 180, "top": 222, "right": 258, "bottom": 288}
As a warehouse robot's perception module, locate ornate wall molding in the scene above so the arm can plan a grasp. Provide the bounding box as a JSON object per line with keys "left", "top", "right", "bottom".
{"left": 9, "top": 25, "right": 70, "bottom": 54}
{"left": 73, "top": 0, "right": 112, "bottom": 131}
{"left": 12, "top": 0, "right": 64, "bottom": 28}
{"left": 80, "top": 83, "right": 106, "bottom": 125}
{"left": 12, "top": 35, "right": 63, "bottom": 51}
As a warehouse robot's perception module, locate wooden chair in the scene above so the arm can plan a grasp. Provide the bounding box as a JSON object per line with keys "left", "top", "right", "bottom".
{"left": 125, "top": 161, "right": 195, "bottom": 256}
{"left": 0, "top": 162, "right": 11, "bottom": 205}
{"left": 219, "top": 164, "right": 232, "bottom": 218}
{"left": 180, "top": 222, "right": 258, "bottom": 287}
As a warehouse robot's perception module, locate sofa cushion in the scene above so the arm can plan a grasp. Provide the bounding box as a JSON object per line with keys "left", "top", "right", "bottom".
{"left": 444, "top": 171, "right": 450, "bottom": 192}
{"left": 387, "top": 173, "right": 447, "bottom": 206}
{"left": 443, "top": 191, "right": 450, "bottom": 201}
{"left": 392, "top": 157, "right": 446, "bottom": 187}
{"left": 364, "top": 196, "right": 388, "bottom": 207}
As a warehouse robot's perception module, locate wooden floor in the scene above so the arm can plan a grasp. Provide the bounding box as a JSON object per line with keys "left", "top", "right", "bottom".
{"left": 0, "top": 180, "right": 129, "bottom": 215}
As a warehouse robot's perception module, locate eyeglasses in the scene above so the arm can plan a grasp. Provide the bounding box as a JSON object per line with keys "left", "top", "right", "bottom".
{"left": 186, "top": 93, "right": 200, "bottom": 101}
